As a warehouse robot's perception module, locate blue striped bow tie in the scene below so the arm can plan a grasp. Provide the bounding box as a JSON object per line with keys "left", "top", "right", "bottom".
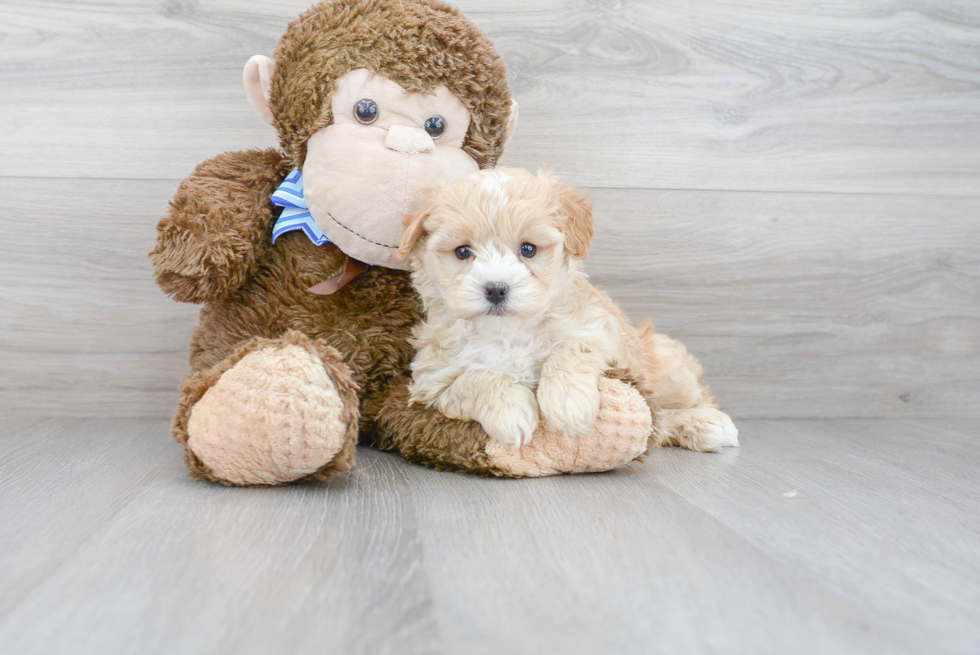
{"left": 270, "top": 168, "right": 331, "bottom": 246}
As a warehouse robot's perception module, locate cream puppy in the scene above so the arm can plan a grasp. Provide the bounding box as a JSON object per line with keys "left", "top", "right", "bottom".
{"left": 398, "top": 167, "right": 739, "bottom": 452}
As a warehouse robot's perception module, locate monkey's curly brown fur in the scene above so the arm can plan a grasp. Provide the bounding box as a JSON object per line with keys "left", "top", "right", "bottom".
{"left": 271, "top": 0, "right": 512, "bottom": 169}
{"left": 151, "top": 1, "right": 519, "bottom": 482}
{"left": 156, "top": 145, "right": 507, "bottom": 481}
{"left": 151, "top": 0, "right": 652, "bottom": 484}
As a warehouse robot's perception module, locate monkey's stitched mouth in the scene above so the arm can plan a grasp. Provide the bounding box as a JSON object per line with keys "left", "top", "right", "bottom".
{"left": 320, "top": 210, "right": 400, "bottom": 250}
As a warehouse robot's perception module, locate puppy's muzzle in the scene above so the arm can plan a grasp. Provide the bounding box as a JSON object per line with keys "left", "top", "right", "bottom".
{"left": 484, "top": 282, "right": 509, "bottom": 306}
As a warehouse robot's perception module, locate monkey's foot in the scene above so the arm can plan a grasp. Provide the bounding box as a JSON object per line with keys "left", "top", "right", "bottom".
{"left": 485, "top": 378, "right": 651, "bottom": 477}
{"left": 174, "top": 331, "right": 360, "bottom": 486}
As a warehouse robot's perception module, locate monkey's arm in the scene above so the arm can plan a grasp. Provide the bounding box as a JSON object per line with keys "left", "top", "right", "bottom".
{"left": 371, "top": 375, "right": 653, "bottom": 477}
{"left": 150, "top": 148, "right": 293, "bottom": 304}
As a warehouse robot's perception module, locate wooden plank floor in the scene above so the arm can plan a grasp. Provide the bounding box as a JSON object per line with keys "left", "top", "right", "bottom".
{"left": 1, "top": 419, "right": 977, "bottom": 654}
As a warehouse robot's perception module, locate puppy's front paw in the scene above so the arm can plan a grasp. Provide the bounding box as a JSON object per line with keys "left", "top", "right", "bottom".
{"left": 479, "top": 384, "right": 540, "bottom": 447}
{"left": 484, "top": 378, "right": 651, "bottom": 477}
{"left": 537, "top": 372, "right": 601, "bottom": 437}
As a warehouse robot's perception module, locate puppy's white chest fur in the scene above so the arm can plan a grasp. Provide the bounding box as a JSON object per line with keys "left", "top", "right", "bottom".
{"left": 457, "top": 315, "right": 549, "bottom": 386}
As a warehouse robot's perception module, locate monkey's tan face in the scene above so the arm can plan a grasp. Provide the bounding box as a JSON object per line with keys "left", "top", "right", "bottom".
{"left": 303, "top": 69, "right": 479, "bottom": 270}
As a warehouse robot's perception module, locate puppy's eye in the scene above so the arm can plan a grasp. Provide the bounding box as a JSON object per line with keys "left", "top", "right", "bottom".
{"left": 455, "top": 245, "right": 473, "bottom": 260}
{"left": 424, "top": 115, "right": 445, "bottom": 137}
{"left": 519, "top": 243, "right": 537, "bottom": 258}
{"left": 354, "top": 99, "right": 379, "bottom": 124}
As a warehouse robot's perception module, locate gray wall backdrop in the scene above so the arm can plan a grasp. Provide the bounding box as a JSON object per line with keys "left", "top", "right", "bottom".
{"left": 1, "top": 0, "right": 978, "bottom": 419}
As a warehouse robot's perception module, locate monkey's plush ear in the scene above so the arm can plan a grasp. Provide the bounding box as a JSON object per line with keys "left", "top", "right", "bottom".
{"left": 504, "top": 100, "right": 519, "bottom": 147}
{"left": 397, "top": 197, "right": 435, "bottom": 259}
{"left": 243, "top": 55, "right": 276, "bottom": 125}
{"left": 556, "top": 184, "right": 595, "bottom": 260}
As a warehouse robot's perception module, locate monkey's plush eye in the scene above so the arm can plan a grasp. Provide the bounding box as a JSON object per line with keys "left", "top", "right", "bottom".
{"left": 424, "top": 115, "right": 446, "bottom": 138}
{"left": 520, "top": 243, "right": 537, "bottom": 258}
{"left": 354, "top": 99, "right": 379, "bottom": 124}
{"left": 455, "top": 245, "right": 473, "bottom": 260}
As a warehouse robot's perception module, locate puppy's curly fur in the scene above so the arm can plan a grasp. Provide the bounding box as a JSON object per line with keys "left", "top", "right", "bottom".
{"left": 399, "top": 167, "right": 740, "bottom": 452}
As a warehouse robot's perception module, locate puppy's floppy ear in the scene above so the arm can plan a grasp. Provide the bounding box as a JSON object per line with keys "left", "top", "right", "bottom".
{"left": 538, "top": 167, "right": 594, "bottom": 260}
{"left": 398, "top": 196, "right": 435, "bottom": 259}
{"left": 556, "top": 185, "right": 595, "bottom": 261}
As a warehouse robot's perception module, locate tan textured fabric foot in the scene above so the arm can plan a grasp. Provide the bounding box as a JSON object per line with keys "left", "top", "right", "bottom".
{"left": 185, "top": 338, "right": 354, "bottom": 486}
{"left": 485, "top": 378, "right": 652, "bottom": 477}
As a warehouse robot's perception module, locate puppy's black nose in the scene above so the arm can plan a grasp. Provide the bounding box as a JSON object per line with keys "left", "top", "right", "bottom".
{"left": 484, "top": 282, "right": 509, "bottom": 305}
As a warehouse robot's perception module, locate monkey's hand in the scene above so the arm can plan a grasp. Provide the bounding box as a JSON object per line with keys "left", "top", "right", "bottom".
{"left": 150, "top": 148, "right": 293, "bottom": 304}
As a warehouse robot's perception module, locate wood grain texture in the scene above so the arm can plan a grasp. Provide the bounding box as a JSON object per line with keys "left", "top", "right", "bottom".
{"left": 586, "top": 188, "right": 980, "bottom": 418}
{"left": 0, "top": 178, "right": 198, "bottom": 418}
{"left": 1, "top": 0, "right": 978, "bottom": 418}
{"left": 2, "top": 178, "right": 976, "bottom": 418}
{"left": 0, "top": 419, "right": 179, "bottom": 619}
{"left": 1, "top": 418, "right": 978, "bottom": 653}
{"left": 1, "top": 0, "right": 979, "bottom": 193}
{"left": 0, "top": 420, "right": 441, "bottom": 655}
{"left": 3, "top": 3, "right": 977, "bottom": 650}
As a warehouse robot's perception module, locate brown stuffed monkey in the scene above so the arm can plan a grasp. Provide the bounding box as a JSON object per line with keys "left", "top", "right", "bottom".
{"left": 150, "top": 0, "right": 655, "bottom": 486}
